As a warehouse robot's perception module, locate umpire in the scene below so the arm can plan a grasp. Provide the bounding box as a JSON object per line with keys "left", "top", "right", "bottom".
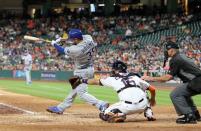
{"left": 142, "top": 41, "right": 201, "bottom": 124}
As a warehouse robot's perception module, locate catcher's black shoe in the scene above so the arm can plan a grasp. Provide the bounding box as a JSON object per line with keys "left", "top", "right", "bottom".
{"left": 176, "top": 113, "right": 197, "bottom": 124}
{"left": 147, "top": 117, "right": 156, "bottom": 121}
{"left": 144, "top": 107, "right": 156, "bottom": 121}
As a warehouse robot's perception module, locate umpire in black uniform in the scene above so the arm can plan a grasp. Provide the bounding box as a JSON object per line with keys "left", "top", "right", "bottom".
{"left": 142, "top": 41, "right": 201, "bottom": 124}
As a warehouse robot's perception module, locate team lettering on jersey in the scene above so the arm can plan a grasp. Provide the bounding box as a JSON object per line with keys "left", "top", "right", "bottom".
{"left": 81, "top": 41, "right": 93, "bottom": 53}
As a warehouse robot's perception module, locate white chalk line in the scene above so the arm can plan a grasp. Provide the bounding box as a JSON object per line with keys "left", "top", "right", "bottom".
{"left": 0, "top": 103, "right": 35, "bottom": 115}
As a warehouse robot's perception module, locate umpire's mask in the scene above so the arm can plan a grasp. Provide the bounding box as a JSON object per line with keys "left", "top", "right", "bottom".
{"left": 163, "top": 41, "right": 179, "bottom": 67}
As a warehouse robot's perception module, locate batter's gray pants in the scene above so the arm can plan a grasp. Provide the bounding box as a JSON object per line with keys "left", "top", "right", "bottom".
{"left": 57, "top": 66, "right": 106, "bottom": 111}
{"left": 170, "top": 83, "right": 198, "bottom": 116}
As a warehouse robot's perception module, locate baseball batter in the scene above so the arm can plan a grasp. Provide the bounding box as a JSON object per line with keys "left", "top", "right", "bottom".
{"left": 78, "top": 61, "right": 156, "bottom": 122}
{"left": 21, "top": 50, "right": 32, "bottom": 85}
{"left": 47, "top": 29, "right": 109, "bottom": 114}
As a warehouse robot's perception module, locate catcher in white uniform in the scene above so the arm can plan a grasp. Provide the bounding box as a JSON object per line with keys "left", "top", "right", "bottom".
{"left": 73, "top": 60, "right": 156, "bottom": 122}
{"left": 46, "top": 29, "right": 109, "bottom": 114}
{"left": 21, "top": 50, "right": 32, "bottom": 85}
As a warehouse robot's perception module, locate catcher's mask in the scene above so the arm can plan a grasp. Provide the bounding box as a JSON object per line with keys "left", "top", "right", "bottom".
{"left": 163, "top": 41, "right": 179, "bottom": 67}
{"left": 23, "top": 49, "right": 29, "bottom": 56}
{"left": 111, "top": 60, "right": 127, "bottom": 75}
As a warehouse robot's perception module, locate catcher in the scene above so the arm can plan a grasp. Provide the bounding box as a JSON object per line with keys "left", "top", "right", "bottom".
{"left": 69, "top": 60, "right": 156, "bottom": 123}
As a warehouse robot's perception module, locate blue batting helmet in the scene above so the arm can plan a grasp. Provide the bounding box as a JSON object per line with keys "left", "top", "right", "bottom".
{"left": 68, "top": 29, "right": 83, "bottom": 40}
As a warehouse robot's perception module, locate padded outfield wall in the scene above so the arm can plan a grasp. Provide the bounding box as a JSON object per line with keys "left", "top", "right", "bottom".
{"left": 0, "top": 70, "right": 110, "bottom": 81}
{"left": 0, "top": 70, "right": 73, "bottom": 81}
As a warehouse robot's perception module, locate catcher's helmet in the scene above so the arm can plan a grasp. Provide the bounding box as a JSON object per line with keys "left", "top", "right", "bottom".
{"left": 112, "top": 60, "right": 127, "bottom": 73}
{"left": 68, "top": 29, "right": 83, "bottom": 40}
{"left": 23, "top": 48, "right": 29, "bottom": 55}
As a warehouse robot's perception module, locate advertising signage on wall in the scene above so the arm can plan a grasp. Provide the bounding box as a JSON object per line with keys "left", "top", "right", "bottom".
{"left": 41, "top": 72, "right": 56, "bottom": 80}
{"left": 13, "top": 70, "right": 25, "bottom": 78}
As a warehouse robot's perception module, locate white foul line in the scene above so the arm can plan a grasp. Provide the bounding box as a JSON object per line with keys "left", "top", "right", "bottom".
{"left": 0, "top": 103, "right": 35, "bottom": 115}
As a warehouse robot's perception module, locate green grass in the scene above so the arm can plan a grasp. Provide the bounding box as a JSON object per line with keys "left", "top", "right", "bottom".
{"left": 0, "top": 79, "right": 200, "bottom": 106}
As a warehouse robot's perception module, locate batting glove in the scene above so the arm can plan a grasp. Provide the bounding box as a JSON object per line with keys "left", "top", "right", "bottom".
{"left": 51, "top": 37, "right": 61, "bottom": 46}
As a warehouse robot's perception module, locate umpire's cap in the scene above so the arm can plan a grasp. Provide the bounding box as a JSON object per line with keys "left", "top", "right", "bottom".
{"left": 68, "top": 29, "right": 83, "bottom": 40}
{"left": 165, "top": 41, "right": 179, "bottom": 50}
{"left": 112, "top": 60, "right": 127, "bottom": 72}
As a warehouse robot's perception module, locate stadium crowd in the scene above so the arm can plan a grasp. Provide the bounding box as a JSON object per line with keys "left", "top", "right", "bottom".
{"left": 0, "top": 13, "right": 200, "bottom": 75}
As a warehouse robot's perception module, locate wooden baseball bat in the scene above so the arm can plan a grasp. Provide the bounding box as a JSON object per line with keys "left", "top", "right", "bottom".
{"left": 24, "top": 35, "right": 68, "bottom": 43}
{"left": 23, "top": 35, "right": 51, "bottom": 43}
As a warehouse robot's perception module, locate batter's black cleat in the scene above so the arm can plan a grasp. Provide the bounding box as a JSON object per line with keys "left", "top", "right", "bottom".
{"left": 176, "top": 113, "right": 197, "bottom": 124}
{"left": 194, "top": 110, "right": 201, "bottom": 122}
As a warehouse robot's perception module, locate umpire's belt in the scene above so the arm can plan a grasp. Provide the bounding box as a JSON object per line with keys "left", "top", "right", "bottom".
{"left": 124, "top": 98, "right": 144, "bottom": 105}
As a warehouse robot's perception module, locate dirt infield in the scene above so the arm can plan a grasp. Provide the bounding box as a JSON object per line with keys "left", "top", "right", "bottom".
{"left": 0, "top": 90, "right": 201, "bottom": 131}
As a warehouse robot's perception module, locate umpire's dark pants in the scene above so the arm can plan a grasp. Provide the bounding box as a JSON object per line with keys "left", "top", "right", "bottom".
{"left": 170, "top": 83, "right": 199, "bottom": 116}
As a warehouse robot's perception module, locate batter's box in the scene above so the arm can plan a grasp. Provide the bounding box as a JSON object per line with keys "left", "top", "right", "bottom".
{"left": 0, "top": 103, "right": 34, "bottom": 114}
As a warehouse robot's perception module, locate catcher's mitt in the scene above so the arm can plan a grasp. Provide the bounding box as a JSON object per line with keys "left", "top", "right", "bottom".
{"left": 107, "top": 112, "right": 126, "bottom": 123}
{"left": 68, "top": 76, "right": 82, "bottom": 89}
